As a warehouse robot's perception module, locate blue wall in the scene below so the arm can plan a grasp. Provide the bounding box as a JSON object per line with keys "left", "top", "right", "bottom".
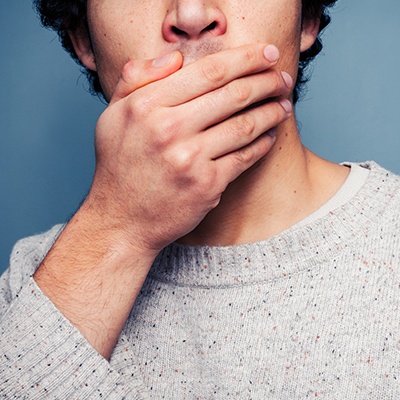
{"left": 1, "top": 0, "right": 399, "bottom": 272}
{"left": 296, "top": 1, "right": 400, "bottom": 169}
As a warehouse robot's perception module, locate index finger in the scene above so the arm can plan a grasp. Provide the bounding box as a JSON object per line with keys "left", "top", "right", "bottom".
{"left": 109, "top": 51, "right": 184, "bottom": 105}
{"left": 140, "top": 43, "right": 280, "bottom": 107}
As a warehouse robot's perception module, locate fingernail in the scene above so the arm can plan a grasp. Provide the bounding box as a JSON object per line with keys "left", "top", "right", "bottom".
{"left": 281, "top": 71, "right": 293, "bottom": 89}
{"left": 152, "top": 52, "right": 174, "bottom": 68}
{"left": 267, "top": 128, "right": 277, "bottom": 138}
{"left": 263, "top": 45, "right": 280, "bottom": 63}
{"left": 279, "top": 99, "right": 293, "bottom": 113}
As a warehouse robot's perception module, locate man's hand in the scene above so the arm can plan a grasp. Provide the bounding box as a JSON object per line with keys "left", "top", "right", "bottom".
{"left": 91, "top": 43, "right": 292, "bottom": 254}
{"left": 34, "top": 44, "right": 292, "bottom": 359}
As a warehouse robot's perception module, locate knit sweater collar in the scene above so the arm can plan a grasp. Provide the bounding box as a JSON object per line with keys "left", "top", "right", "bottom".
{"left": 150, "top": 162, "right": 398, "bottom": 288}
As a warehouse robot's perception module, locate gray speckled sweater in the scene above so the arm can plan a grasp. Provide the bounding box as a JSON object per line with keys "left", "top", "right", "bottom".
{"left": 1, "top": 161, "right": 399, "bottom": 399}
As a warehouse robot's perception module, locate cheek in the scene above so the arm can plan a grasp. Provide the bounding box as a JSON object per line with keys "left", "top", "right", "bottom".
{"left": 91, "top": 37, "right": 125, "bottom": 100}
{"left": 258, "top": 10, "right": 302, "bottom": 78}
{"left": 278, "top": 23, "right": 303, "bottom": 77}
{"left": 87, "top": 2, "right": 153, "bottom": 97}
{"left": 89, "top": 11, "right": 167, "bottom": 99}
{"left": 226, "top": 3, "right": 302, "bottom": 46}
{"left": 87, "top": 9, "right": 126, "bottom": 97}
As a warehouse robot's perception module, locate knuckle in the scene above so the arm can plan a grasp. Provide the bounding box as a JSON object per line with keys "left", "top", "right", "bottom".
{"left": 120, "top": 60, "right": 137, "bottom": 84}
{"left": 201, "top": 60, "right": 227, "bottom": 86}
{"left": 159, "top": 115, "right": 181, "bottom": 135}
{"left": 196, "top": 187, "right": 221, "bottom": 210}
{"left": 164, "top": 145, "right": 197, "bottom": 173}
{"left": 272, "top": 102, "right": 289, "bottom": 123}
{"left": 209, "top": 196, "right": 221, "bottom": 209}
{"left": 271, "top": 70, "right": 287, "bottom": 94}
{"left": 125, "top": 96, "right": 140, "bottom": 117}
{"left": 228, "top": 81, "right": 252, "bottom": 105}
{"left": 232, "top": 114, "right": 255, "bottom": 139}
{"left": 153, "top": 116, "right": 181, "bottom": 148}
{"left": 234, "top": 145, "right": 254, "bottom": 165}
{"left": 127, "top": 95, "right": 152, "bottom": 119}
{"left": 242, "top": 46, "right": 258, "bottom": 68}
{"left": 259, "top": 102, "right": 286, "bottom": 128}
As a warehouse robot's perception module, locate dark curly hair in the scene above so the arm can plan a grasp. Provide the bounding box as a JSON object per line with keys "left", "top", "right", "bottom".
{"left": 33, "top": 0, "right": 338, "bottom": 103}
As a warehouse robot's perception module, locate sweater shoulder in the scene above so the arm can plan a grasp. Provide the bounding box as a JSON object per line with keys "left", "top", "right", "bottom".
{"left": 5, "top": 224, "right": 64, "bottom": 298}
{"left": 345, "top": 161, "right": 400, "bottom": 235}
{"left": 361, "top": 162, "right": 400, "bottom": 222}
{"left": 365, "top": 161, "right": 400, "bottom": 189}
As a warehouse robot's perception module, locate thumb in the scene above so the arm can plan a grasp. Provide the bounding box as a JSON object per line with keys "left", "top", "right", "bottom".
{"left": 109, "top": 51, "right": 183, "bottom": 105}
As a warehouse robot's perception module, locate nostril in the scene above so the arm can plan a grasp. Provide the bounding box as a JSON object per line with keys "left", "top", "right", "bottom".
{"left": 202, "top": 21, "right": 217, "bottom": 33}
{"left": 171, "top": 21, "right": 217, "bottom": 36}
{"left": 171, "top": 26, "right": 187, "bottom": 36}
{"left": 162, "top": 10, "right": 227, "bottom": 43}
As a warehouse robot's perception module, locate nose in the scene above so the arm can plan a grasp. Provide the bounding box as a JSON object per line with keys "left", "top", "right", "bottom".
{"left": 162, "top": 0, "right": 227, "bottom": 43}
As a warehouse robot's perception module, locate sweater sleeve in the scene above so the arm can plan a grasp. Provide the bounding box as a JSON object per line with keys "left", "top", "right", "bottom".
{"left": 0, "top": 227, "right": 149, "bottom": 399}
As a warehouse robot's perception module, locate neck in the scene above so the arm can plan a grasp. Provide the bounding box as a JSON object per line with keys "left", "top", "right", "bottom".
{"left": 179, "top": 115, "right": 349, "bottom": 246}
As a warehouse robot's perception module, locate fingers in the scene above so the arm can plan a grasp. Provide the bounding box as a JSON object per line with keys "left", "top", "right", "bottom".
{"left": 214, "top": 131, "right": 277, "bottom": 186}
{"left": 109, "top": 51, "right": 183, "bottom": 105}
{"left": 204, "top": 98, "right": 292, "bottom": 160}
{"left": 141, "top": 43, "right": 283, "bottom": 107}
{"left": 177, "top": 68, "right": 292, "bottom": 132}
{"left": 157, "top": 64, "right": 292, "bottom": 161}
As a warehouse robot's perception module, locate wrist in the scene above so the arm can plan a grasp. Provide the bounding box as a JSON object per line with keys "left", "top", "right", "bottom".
{"left": 33, "top": 198, "right": 158, "bottom": 359}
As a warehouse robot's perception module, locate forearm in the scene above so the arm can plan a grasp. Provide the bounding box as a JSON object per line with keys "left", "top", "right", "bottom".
{"left": 1, "top": 283, "right": 148, "bottom": 398}
{"left": 34, "top": 201, "right": 156, "bottom": 359}
{"left": 0, "top": 231, "right": 149, "bottom": 398}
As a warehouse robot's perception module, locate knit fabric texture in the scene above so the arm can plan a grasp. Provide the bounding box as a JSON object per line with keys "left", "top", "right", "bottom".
{"left": 1, "top": 161, "right": 399, "bottom": 399}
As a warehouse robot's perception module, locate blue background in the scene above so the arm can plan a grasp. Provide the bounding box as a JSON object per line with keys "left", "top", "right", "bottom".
{"left": 1, "top": 0, "right": 399, "bottom": 273}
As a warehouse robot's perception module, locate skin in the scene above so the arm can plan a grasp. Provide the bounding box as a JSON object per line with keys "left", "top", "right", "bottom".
{"left": 34, "top": 0, "right": 349, "bottom": 359}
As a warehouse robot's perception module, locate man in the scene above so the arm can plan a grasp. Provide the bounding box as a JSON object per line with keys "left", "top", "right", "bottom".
{"left": 1, "top": 0, "right": 399, "bottom": 398}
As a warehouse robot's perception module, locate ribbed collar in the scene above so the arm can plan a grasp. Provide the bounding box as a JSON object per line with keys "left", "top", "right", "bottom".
{"left": 149, "top": 162, "right": 399, "bottom": 288}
